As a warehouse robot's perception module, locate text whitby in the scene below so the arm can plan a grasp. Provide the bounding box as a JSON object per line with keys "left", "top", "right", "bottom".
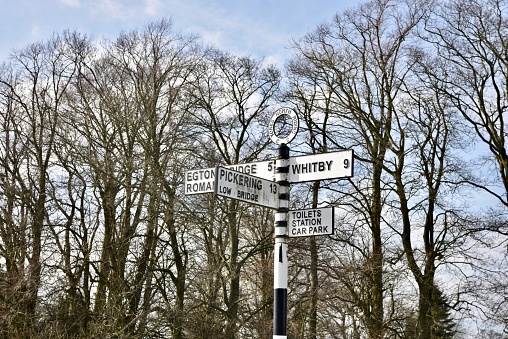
{"left": 291, "top": 160, "right": 333, "bottom": 175}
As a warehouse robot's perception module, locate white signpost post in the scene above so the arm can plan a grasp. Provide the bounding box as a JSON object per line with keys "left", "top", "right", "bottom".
{"left": 183, "top": 107, "right": 354, "bottom": 339}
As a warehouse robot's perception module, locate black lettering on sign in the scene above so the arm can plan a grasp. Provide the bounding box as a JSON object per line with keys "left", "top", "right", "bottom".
{"left": 186, "top": 181, "right": 214, "bottom": 193}
{"left": 187, "top": 168, "right": 215, "bottom": 181}
{"left": 222, "top": 169, "right": 263, "bottom": 190}
{"left": 228, "top": 164, "right": 257, "bottom": 175}
{"left": 237, "top": 190, "right": 259, "bottom": 202}
{"left": 291, "top": 161, "right": 333, "bottom": 174}
{"left": 219, "top": 186, "right": 232, "bottom": 195}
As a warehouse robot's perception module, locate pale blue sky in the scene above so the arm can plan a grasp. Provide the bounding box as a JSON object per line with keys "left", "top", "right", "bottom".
{"left": 0, "top": 0, "right": 359, "bottom": 65}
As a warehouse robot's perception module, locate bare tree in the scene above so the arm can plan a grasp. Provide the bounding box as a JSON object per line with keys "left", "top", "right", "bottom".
{"left": 73, "top": 40, "right": 140, "bottom": 334}
{"left": 0, "top": 31, "right": 82, "bottom": 336}
{"left": 385, "top": 78, "right": 464, "bottom": 338}
{"left": 424, "top": 0, "right": 508, "bottom": 206}
{"left": 288, "top": 0, "right": 431, "bottom": 337}
{"left": 70, "top": 19, "right": 201, "bottom": 337}
{"left": 285, "top": 50, "right": 338, "bottom": 339}
{"left": 188, "top": 49, "right": 280, "bottom": 338}
{"left": 421, "top": 0, "right": 508, "bottom": 334}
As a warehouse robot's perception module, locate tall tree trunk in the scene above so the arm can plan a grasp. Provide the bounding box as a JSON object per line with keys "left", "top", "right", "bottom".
{"left": 25, "top": 191, "right": 46, "bottom": 331}
{"left": 369, "top": 160, "right": 385, "bottom": 339}
{"left": 167, "top": 193, "right": 187, "bottom": 339}
{"left": 309, "top": 180, "right": 320, "bottom": 339}
{"left": 94, "top": 172, "right": 118, "bottom": 314}
{"left": 225, "top": 199, "right": 240, "bottom": 338}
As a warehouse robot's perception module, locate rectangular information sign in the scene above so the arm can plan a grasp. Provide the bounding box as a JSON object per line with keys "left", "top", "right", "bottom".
{"left": 185, "top": 160, "right": 274, "bottom": 195}
{"left": 288, "top": 150, "right": 353, "bottom": 183}
{"left": 214, "top": 166, "right": 279, "bottom": 209}
{"left": 288, "top": 207, "right": 334, "bottom": 237}
{"left": 184, "top": 167, "right": 216, "bottom": 194}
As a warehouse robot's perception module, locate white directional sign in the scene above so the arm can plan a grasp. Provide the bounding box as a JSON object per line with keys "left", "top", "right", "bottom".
{"left": 289, "top": 207, "right": 334, "bottom": 237}
{"left": 185, "top": 160, "right": 274, "bottom": 195}
{"left": 184, "top": 150, "right": 354, "bottom": 194}
{"left": 215, "top": 166, "right": 279, "bottom": 209}
{"left": 288, "top": 149, "right": 353, "bottom": 183}
{"left": 184, "top": 167, "right": 216, "bottom": 194}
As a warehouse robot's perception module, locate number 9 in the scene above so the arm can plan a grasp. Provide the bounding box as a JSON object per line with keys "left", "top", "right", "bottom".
{"left": 344, "top": 159, "right": 349, "bottom": 168}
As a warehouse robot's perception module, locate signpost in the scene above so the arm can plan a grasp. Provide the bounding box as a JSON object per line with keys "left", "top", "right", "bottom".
{"left": 183, "top": 107, "right": 354, "bottom": 339}
{"left": 185, "top": 150, "right": 353, "bottom": 195}
{"left": 185, "top": 160, "right": 274, "bottom": 195}
{"left": 288, "top": 207, "right": 334, "bottom": 237}
{"left": 214, "top": 166, "right": 279, "bottom": 209}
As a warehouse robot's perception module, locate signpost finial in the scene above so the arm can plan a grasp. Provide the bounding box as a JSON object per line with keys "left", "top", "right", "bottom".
{"left": 269, "top": 108, "right": 299, "bottom": 145}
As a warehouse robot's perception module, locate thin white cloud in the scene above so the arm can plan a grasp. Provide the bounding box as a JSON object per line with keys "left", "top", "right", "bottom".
{"left": 31, "top": 24, "right": 42, "bottom": 40}
{"left": 0, "top": 0, "right": 348, "bottom": 65}
{"left": 58, "top": 0, "right": 81, "bottom": 8}
{"left": 168, "top": 2, "right": 262, "bottom": 50}
{"left": 201, "top": 13, "right": 289, "bottom": 62}
{"left": 144, "top": 0, "right": 162, "bottom": 16}
{"left": 91, "top": 0, "right": 137, "bottom": 21}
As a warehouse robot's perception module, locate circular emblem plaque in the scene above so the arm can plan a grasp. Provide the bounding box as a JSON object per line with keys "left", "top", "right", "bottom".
{"left": 269, "top": 107, "right": 299, "bottom": 145}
